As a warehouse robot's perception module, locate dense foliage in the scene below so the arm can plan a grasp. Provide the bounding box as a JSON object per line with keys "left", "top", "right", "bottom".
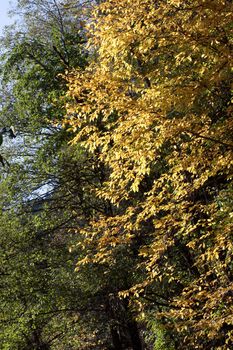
{"left": 0, "top": 0, "right": 232, "bottom": 349}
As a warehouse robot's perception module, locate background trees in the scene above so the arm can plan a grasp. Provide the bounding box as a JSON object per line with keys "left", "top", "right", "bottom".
{"left": 0, "top": 1, "right": 99, "bottom": 349}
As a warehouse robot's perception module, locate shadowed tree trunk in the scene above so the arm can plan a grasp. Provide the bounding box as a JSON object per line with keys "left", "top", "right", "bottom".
{"left": 127, "top": 320, "right": 144, "bottom": 350}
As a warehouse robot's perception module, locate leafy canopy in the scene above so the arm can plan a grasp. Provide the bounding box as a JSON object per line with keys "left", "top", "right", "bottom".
{"left": 65, "top": 0, "right": 233, "bottom": 348}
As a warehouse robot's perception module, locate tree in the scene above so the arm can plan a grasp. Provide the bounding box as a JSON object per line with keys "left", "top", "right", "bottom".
{"left": 1, "top": 0, "right": 87, "bottom": 131}
{"left": 65, "top": 0, "right": 233, "bottom": 348}
{"left": 0, "top": 1, "right": 101, "bottom": 349}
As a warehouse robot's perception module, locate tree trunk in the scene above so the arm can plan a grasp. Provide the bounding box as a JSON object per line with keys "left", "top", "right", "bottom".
{"left": 127, "top": 320, "right": 143, "bottom": 350}
{"left": 110, "top": 326, "right": 123, "bottom": 350}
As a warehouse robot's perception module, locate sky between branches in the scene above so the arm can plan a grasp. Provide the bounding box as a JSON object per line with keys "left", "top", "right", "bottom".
{"left": 0, "top": 0, "right": 16, "bottom": 35}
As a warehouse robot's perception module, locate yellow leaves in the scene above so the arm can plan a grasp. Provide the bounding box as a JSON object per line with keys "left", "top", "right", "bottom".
{"left": 175, "top": 52, "right": 193, "bottom": 66}
{"left": 63, "top": 1, "right": 233, "bottom": 347}
{"left": 118, "top": 290, "right": 130, "bottom": 299}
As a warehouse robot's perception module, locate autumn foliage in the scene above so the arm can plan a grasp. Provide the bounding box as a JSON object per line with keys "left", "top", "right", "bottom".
{"left": 64, "top": 0, "right": 233, "bottom": 348}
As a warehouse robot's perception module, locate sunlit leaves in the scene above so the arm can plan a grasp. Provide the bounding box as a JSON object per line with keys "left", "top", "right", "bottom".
{"left": 64, "top": 0, "right": 233, "bottom": 348}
